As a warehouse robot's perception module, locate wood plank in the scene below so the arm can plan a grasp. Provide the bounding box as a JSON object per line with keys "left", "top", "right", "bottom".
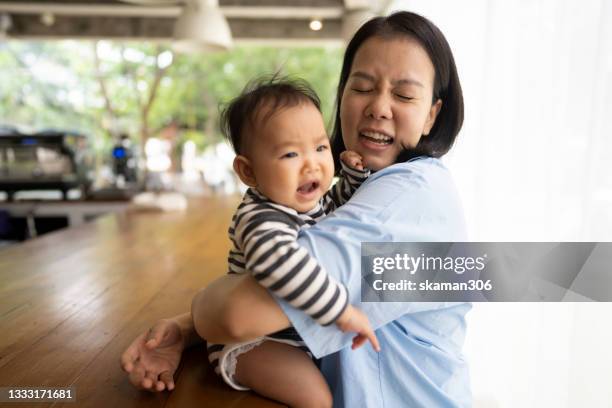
{"left": 0, "top": 206, "right": 215, "bottom": 369}
{"left": 0, "top": 198, "right": 229, "bottom": 383}
{"left": 0, "top": 195, "right": 284, "bottom": 406}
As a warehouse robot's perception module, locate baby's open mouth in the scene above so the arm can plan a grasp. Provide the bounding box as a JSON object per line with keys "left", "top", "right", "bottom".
{"left": 297, "top": 181, "right": 320, "bottom": 194}
{"left": 360, "top": 130, "right": 394, "bottom": 145}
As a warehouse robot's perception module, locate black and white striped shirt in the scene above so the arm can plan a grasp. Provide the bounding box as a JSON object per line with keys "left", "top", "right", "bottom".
{"left": 207, "top": 162, "right": 368, "bottom": 374}
{"left": 227, "top": 162, "right": 369, "bottom": 325}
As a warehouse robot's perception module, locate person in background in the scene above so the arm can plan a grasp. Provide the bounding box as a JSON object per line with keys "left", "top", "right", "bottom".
{"left": 111, "top": 133, "right": 137, "bottom": 186}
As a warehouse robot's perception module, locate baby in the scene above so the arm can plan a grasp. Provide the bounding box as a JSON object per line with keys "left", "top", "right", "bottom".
{"left": 207, "top": 76, "right": 379, "bottom": 407}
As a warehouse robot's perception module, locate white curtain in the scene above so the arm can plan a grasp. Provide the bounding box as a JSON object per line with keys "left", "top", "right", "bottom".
{"left": 389, "top": 0, "right": 612, "bottom": 241}
{"left": 388, "top": 1, "right": 612, "bottom": 407}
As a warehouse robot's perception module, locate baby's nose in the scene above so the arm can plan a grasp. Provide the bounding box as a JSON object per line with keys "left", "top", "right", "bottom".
{"left": 303, "top": 158, "right": 319, "bottom": 173}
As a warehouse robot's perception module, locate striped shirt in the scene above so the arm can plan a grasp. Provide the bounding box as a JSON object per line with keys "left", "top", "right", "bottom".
{"left": 228, "top": 162, "right": 369, "bottom": 325}
{"left": 207, "top": 162, "right": 368, "bottom": 373}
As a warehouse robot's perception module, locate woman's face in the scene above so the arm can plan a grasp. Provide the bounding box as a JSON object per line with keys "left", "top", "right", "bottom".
{"left": 340, "top": 36, "right": 442, "bottom": 171}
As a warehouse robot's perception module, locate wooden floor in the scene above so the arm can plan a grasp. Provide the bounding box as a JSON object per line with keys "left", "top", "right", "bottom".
{"left": 0, "top": 195, "right": 284, "bottom": 407}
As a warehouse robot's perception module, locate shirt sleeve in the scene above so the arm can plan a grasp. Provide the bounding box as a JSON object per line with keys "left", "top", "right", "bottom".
{"left": 237, "top": 208, "right": 349, "bottom": 326}
{"left": 323, "top": 161, "right": 370, "bottom": 211}
{"left": 275, "top": 159, "right": 469, "bottom": 358}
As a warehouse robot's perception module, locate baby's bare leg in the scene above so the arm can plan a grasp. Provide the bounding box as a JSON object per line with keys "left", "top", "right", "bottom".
{"left": 234, "top": 341, "right": 332, "bottom": 408}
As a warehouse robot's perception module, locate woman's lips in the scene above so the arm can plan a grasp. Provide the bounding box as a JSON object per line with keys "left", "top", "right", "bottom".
{"left": 358, "top": 133, "right": 394, "bottom": 151}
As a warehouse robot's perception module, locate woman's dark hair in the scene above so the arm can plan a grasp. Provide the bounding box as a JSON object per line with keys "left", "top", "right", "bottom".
{"left": 331, "top": 11, "right": 464, "bottom": 170}
{"left": 220, "top": 75, "right": 321, "bottom": 155}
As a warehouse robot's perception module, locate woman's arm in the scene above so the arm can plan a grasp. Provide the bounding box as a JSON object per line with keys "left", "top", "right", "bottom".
{"left": 192, "top": 273, "right": 290, "bottom": 343}
{"left": 196, "top": 159, "right": 467, "bottom": 356}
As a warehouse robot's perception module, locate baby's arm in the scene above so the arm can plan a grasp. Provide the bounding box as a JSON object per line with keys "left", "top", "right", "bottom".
{"left": 324, "top": 150, "right": 370, "bottom": 210}
{"left": 336, "top": 304, "right": 381, "bottom": 351}
{"left": 238, "top": 209, "right": 349, "bottom": 326}
{"left": 237, "top": 209, "right": 379, "bottom": 350}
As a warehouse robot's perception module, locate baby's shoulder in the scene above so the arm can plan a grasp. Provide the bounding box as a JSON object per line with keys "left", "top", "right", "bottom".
{"left": 237, "top": 202, "right": 299, "bottom": 229}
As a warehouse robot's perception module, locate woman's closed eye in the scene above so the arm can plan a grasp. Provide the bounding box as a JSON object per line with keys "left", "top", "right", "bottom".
{"left": 395, "top": 93, "right": 414, "bottom": 101}
{"left": 351, "top": 88, "right": 373, "bottom": 93}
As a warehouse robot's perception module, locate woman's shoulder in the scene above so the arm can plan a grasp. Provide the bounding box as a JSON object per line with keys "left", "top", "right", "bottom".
{"left": 362, "top": 157, "right": 454, "bottom": 195}
{"left": 328, "top": 156, "right": 466, "bottom": 240}
{"left": 302, "top": 156, "right": 463, "bottom": 240}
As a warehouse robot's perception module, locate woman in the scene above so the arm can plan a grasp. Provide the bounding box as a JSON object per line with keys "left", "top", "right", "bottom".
{"left": 121, "top": 11, "right": 470, "bottom": 407}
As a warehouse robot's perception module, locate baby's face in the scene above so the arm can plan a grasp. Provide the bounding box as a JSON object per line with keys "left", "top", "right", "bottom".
{"left": 248, "top": 102, "right": 334, "bottom": 213}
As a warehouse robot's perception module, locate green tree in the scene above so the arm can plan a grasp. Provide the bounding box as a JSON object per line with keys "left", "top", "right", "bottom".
{"left": 0, "top": 41, "right": 343, "bottom": 178}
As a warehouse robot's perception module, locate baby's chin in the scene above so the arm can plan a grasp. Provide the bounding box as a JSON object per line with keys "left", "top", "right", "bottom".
{"left": 266, "top": 194, "right": 322, "bottom": 213}
{"left": 292, "top": 196, "right": 324, "bottom": 213}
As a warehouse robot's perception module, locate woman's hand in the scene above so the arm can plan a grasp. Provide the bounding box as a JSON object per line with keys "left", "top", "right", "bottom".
{"left": 120, "top": 318, "right": 186, "bottom": 392}
{"left": 335, "top": 305, "right": 381, "bottom": 352}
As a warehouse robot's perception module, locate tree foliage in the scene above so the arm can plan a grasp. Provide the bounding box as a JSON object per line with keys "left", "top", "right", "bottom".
{"left": 0, "top": 41, "right": 343, "bottom": 165}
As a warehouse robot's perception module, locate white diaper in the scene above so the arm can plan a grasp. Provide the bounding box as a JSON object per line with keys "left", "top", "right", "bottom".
{"left": 215, "top": 336, "right": 310, "bottom": 391}
{"left": 218, "top": 338, "right": 267, "bottom": 391}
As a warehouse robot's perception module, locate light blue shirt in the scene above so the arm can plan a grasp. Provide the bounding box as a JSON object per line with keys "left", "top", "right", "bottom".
{"left": 277, "top": 157, "right": 472, "bottom": 408}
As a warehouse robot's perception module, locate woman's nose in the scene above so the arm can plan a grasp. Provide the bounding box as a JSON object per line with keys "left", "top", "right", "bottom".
{"left": 364, "top": 93, "right": 393, "bottom": 120}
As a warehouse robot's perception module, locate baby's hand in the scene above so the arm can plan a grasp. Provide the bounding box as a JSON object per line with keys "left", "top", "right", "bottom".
{"left": 340, "top": 150, "right": 365, "bottom": 171}
{"left": 335, "top": 304, "right": 381, "bottom": 352}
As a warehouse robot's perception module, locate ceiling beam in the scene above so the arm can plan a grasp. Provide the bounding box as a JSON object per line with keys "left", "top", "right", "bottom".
{"left": 0, "top": 2, "right": 344, "bottom": 19}
{"left": 5, "top": 14, "right": 343, "bottom": 43}
{"left": 343, "top": 0, "right": 376, "bottom": 10}
{"left": 0, "top": 0, "right": 344, "bottom": 5}
{"left": 0, "top": 0, "right": 352, "bottom": 43}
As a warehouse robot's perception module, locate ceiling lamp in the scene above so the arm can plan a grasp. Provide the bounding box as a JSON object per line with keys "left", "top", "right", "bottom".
{"left": 121, "top": 0, "right": 232, "bottom": 53}
{"left": 173, "top": 0, "right": 232, "bottom": 53}
{"left": 40, "top": 12, "right": 55, "bottom": 27}
{"left": 309, "top": 18, "right": 323, "bottom": 31}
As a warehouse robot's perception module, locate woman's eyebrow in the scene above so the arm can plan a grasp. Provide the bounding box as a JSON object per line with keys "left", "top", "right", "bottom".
{"left": 350, "top": 71, "right": 375, "bottom": 81}
{"left": 351, "top": 71, "right": 424, "bottom": 88}
{"left": 393, "top": 78, "right": 424, "bottom": 88}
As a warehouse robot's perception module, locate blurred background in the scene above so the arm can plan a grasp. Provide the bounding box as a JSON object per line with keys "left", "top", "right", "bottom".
{"left": 1, "top": 0, "right": 611, "bottom": 407}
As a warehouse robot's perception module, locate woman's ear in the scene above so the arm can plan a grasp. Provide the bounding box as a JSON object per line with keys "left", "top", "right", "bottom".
{"left": 233, "top": 155, "right": 257, "bottom": 187}
{"left": 423, "top": 99, "right": 443, "bottom": 136}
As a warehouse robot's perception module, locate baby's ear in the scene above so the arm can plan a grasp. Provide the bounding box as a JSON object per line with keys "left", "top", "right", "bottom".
{"left": 233, "top": 155, "right": 257, "bottom": 187}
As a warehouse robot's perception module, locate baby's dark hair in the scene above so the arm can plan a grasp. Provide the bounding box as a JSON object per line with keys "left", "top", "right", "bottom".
{"left": 220, "top": 75, "right": 322, "bottom": 155}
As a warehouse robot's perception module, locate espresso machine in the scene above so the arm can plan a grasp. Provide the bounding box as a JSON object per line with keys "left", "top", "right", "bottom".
{"left": 0, "top": 127, "right": 93, "bottom": 201}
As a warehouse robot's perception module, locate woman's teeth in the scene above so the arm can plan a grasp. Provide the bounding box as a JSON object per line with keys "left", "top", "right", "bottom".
{"left": 360, "top": 131, "right": 393, "bottom": 144}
